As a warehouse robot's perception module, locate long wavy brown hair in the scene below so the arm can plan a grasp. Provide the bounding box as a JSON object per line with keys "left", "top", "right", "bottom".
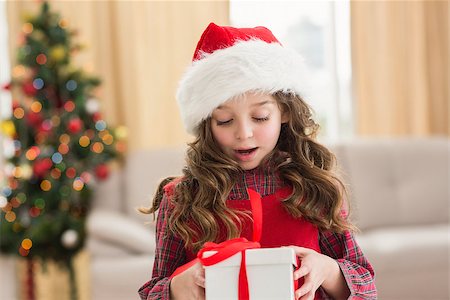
{"left": 141, "top": 91, "right": 354, "bottom": 252}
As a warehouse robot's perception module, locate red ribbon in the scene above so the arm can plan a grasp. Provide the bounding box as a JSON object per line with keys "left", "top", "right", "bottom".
{"left": 170, "top": 189, "right": 262, "bottom": 300}
{"left": 198, "top": 238, "right": 260, "bottom": 300}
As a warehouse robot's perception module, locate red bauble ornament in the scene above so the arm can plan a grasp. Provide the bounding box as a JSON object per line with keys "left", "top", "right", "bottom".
{"left": 67, "top": 118, "right": 83, "bottom": 134}
{"left": 22, "top": 82, "right": 37, "bottom": 96}
{"left": 26, "top": 111, "right": 43, "bottom": 128}
{"left": 33, "top": 158, "right": 53, "bottom": 177}
{"left": 92, "top": 112, "right": 102, "bottom": 122}
{"left": 94, "top": 164, "right": 109, "bottom": 180}
{"left": 39, "top": 119, "right": 53, "bottom": 133}
{"left": 12, "top": 101, "right": 20, "bottom": 110}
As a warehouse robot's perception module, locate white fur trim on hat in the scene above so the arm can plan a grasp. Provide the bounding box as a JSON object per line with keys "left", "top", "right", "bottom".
{"left": 176, "top": 39, "right": 309, "bottom": 135}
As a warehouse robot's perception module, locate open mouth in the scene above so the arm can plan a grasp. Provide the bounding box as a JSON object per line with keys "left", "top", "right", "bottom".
{"left": 234, "top": 147, "right": 258, "bottom": 154}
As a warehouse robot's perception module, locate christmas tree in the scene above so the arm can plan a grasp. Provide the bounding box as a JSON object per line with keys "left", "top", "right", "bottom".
{"left": 0, "top": 2, "right": 124, "bottom": 298}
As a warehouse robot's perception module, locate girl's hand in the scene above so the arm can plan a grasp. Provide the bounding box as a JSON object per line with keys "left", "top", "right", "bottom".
{"left": 170, "top": 261, "right": 205, "bottom": 300}
{"left": 289, "top": 246, "right": 344, "bottom": 300}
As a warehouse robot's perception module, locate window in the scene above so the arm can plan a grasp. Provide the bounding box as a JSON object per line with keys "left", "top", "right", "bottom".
{"left": 230, "top": 1, "right": 353, "bottom": 141}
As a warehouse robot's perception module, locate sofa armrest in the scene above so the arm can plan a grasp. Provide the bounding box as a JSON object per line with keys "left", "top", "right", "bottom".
{"left": 87, "top": 210, "right": 155, "bottom": 255}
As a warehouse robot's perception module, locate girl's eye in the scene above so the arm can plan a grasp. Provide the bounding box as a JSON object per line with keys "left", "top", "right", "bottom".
{"left": 254, "top": 116, "right": 269, "bottom": 122}
{"left": 216, "top": 119, "right": 232, "bottom": 126}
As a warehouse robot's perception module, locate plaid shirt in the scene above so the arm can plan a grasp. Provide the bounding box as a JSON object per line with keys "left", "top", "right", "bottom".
{"left": 138, "top": 167, "right": 377, "bottom": 300}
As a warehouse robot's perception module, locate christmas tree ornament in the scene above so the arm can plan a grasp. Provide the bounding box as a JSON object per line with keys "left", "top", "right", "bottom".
{"left": 51, "top": 115, "right": 61, "bottom": 126}
{"left": 40, "top": 119, "right": 53, "bottom": 132}
{"left": 73, "top": 178, "right": 84, "bottom": 191}
{"left": 66, "top": 167, "right": 77, "bottom": 179}
{"left": 20, "top": 164, "right": 33, "bottom": 180}
{"left": 21, "top": 238, "right": 33, "bottom": 251}
{"left": 92, "top": 112, "right": 102, "bottom": 122}
{"left": 95, "top": 120, "right": 106, "bottom": 131}
{"left": 94, "top": 164, "right": 109, "bottom": 180}
{"left": 22, "top": 81, "right": 37, "bottom": 96}
{"left": 4, "top": 163, "right": 15, "bottom": 177}
{"left": 58, "top": 143, "right": 69, "bottom": 155}
{"left": 67, "top": 117, "right": 82, "bottom": 133}
{"left": 12, "top": 65, "right": 26, "bottom": 79}
{"left": 64, "top": 100, "right": 75, "bottom": 112}
{"left": 25, "top": 146, "right": 40, "bottom": 160}
{"left": 115, "top": 125, "right": 128, "bottom": 140}
{"left": 65, "top": 79, "right": 77, "bottom": 91}
{"left": 61, "top": 229, "right": 79, "bottom": 248}
{"left": 51, "top": 152, "right": 63, "bottom": 164}
{"left": 0, "top": 196, "right": 7, "bottom": 208}
{"left": 36, "top": 53, "right": 47, "bottom": 65}
{"left": 32, "top": 78, "right": 45, "bottom": 90}
{"left": 39, "top": 180, "right": 51, "bottom": 192}
{"left": 59, "top": 18, "right": 68, "bottom": 28}
{"left": 13, "top": 109, "right": 25, "bottom": 120}
{"left": 85, "top": 98, "right": 99, "bottom": 114}
{"left": 78, "top": 136, "right": 90, "bottom": 147}
{"left": 26, "top": 111, "right": 43, "bottom": 128}
{"left": 1, "top": 120, "right": 16, "bottom": 137}
{"left": 59, "top": 133, "right": 70, "bottom": 144}
{"left": 2, "top": 148, "right": 14, "bottom": 163}
{"left": 30, "top": 101, "right": 42, "bottom": 113}
{"left": 50, "top": 168, "right": 62, "bottom": 179}
{"left": 80, "top": 171, "right": 91, "bottom": 184}
{"left": 91, "top": 142, "right": 104, "bottom": 154}
{"left": 32, "top": 158, "right": 53, "bottom": 178}
{"left": 49, "top": 45, "right": 66, "bottom": 62}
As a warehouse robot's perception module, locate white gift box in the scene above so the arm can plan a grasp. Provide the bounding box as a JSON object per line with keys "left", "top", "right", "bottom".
{"left": 203, "top": 247, "right": 298, "bottom": 300}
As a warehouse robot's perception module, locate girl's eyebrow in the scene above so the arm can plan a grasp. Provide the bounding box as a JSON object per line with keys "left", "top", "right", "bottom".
{"left": 251, "top": 100, "right": 276, "bottom": 107}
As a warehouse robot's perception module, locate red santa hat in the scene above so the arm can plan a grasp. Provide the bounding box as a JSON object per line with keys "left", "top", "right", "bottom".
{"left": 176, "top": 22, "right": 308, "bottom": 135}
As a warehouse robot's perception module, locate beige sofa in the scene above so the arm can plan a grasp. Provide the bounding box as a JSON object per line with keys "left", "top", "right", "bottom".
{"left": 85, "top": 137, "right": 449, "bottom": 300}
{"left": 4, "top": 138, "right": 445, "bottom": 300}
{"left": 330, "top": 138, "right": 449, "bottom": 300}
{"left": 83, "top": 138, "right": 450, "bottom": 300}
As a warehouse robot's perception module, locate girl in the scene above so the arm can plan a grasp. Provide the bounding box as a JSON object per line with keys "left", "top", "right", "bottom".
{"left": 139, "top": 23, "right": 376, "bottom": 300}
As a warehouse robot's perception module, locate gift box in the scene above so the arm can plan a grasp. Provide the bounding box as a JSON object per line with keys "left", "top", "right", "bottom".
{"left": 203, "top": 247, "right": 297, "bottom": 300}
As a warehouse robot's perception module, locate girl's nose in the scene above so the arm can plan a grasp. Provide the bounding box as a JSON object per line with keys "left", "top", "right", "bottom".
{"left": 235, "top": 121, "right": 253, "bottom": 140}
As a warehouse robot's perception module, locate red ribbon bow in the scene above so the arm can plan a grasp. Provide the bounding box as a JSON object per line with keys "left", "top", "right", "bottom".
{"left": 170, "top": 189, "right": 263, "bottom": 300}
{"left": 198, "top": 237, "right": 260, "bottom": 300}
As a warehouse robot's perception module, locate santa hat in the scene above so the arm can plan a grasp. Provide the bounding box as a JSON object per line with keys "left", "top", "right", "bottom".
{"left": 176, "top": 22, "right": 308, "bottom": 135}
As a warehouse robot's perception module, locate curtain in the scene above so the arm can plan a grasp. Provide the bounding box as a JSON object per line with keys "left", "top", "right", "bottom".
{"left": 351, "top": 0, "right": 448, "bottom": 136}
{"left": 7, "top": 1, "right": 229, "bottom": 151}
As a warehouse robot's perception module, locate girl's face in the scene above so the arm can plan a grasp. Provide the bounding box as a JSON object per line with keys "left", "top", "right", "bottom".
{"left": 210, "top": 92, "right": 288, "bottom": 170}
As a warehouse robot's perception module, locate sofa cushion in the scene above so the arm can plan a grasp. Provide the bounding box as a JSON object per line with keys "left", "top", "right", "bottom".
{"left": 87, "top": 238, "right": 132, "bottom": 257}
{"left": 356, "top": 224, "right": 449, "bottom": 299}
{"left": 335, "top": 138, "right": 449, "bottom": 230}
{"left": 87, "top": 210, "right": 155, "bottom": 255}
